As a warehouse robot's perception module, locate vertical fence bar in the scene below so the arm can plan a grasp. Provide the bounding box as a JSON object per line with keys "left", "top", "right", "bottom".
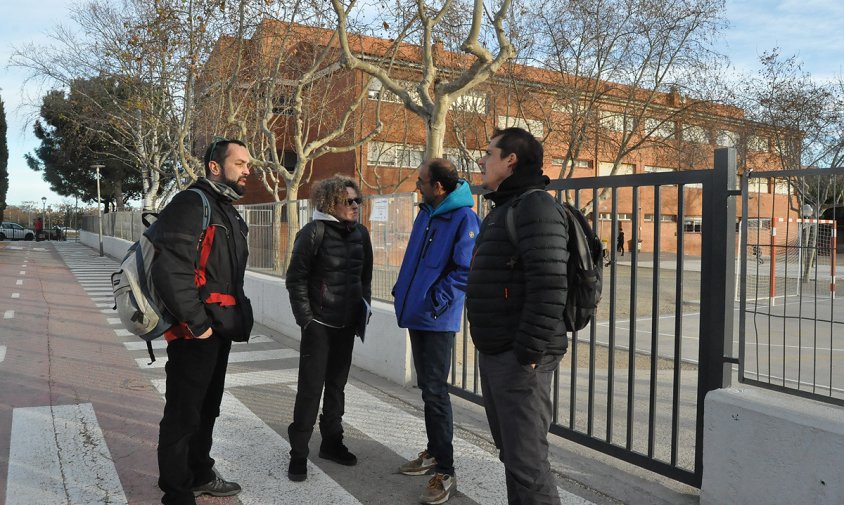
{"left": 696, "top": 147, "right": 737, "bottom": 486}
{"left": 606, "top": 189, "right": 618, "bottom": 441}
{"left": 626, "top": 187, "right": 640, "bottom": 450}
{"left": 647, "top": 186, "right": 661, "bottom": 458}
{"left": 671, "top": 186, "right": 685, "bottom": 467}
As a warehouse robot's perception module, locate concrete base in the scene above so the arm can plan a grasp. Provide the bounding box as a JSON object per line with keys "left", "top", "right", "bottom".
{"left": 702, "top": 387, "right": 844, "bottom": 505}
{"left": 80, "top": 230, "right": 414, "bottom": 385}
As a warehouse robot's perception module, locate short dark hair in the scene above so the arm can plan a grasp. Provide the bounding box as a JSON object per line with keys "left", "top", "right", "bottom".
{"left": 426, "top": 158, "right": 459, "bottom": 193}
{"left": 204, "top": 138, "right": 247, "bottom": 174}
{"left": 492, "top": 127, "right": 543, "bottom": 175}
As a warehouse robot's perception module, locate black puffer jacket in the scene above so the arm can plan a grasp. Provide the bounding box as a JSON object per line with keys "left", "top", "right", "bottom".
{"left": 149, "top": 178, "right": 254, "bottom": 341}
{"left": 286, "top": 215, "right": 373, "bottom": 328}
{"left": 466, "top": 172, "right": 569, "bottom": 365}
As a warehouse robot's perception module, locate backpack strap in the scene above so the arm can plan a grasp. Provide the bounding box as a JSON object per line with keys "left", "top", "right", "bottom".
{"left": 187, "top": 188, "right": 212, "bottom": 229}
{"left": 504, "top": 188, "right": 555, "bottom": 260}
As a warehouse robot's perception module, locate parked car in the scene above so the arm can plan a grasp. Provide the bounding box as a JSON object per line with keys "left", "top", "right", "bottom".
{"left": 0, "top": 222, "right": 36, "bottom": 241}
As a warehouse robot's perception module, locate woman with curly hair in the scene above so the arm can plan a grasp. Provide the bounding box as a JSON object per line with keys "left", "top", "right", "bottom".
{"left": 285, "top": 174, "right": 373, "bottom": 482}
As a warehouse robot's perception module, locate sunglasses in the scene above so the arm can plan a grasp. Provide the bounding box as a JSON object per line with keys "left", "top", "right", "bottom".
{"left": 208, "top": 136, "right": 230, "bottom": 158}
{"left": 344, "top": 197, "right": 363, "bottom": 206}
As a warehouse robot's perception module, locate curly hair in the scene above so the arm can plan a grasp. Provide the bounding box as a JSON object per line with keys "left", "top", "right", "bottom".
{"left": 310, "top": 174, "right": 361, "bottom": 216}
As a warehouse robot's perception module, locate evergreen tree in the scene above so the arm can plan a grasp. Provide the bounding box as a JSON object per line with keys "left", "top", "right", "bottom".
{"left": 0, "top": 96, "right": 8, "bottom": 222}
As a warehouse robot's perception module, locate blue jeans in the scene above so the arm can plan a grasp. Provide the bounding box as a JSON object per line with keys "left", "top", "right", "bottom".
{"left": 409, "top": 330, "right": 455, "bottom": 475}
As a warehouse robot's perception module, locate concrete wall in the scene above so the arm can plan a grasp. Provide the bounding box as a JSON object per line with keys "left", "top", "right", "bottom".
{"left": 702, "top": 387, "right": 844, "bottom": 505}
{"left": 80, "top": 230, "right": 414, "bottom": 385}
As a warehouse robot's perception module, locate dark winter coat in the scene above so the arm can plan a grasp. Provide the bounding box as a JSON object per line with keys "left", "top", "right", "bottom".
{"left": 149, "top": 178, "right": 254, "bottom": 342}
{"left": 466, "top": 172, "right": 569, "bottom": 365}
{"left": 286, "top": 213, "right": 373, "bottom": 329}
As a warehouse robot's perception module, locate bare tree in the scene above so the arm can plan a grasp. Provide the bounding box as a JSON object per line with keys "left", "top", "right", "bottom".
{"left": 331, "top": 0, "right": 516, "bottom": 159}
{"left": 521, "top": 0, "right": 727, "bottom": 179}
{"left": 199, "top": 5, "right": 384, "bottom": 268}
{"left": 737, "top": 50, "right": 844, "bottom": 279}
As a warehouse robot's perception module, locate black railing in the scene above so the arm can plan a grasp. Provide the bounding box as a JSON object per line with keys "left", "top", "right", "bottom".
{"left": 452, "top": 149, "right": 738, "bottom": 487}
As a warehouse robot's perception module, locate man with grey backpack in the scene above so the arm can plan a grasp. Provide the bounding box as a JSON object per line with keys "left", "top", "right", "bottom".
{"left": 150, "top": 138, "right": 254, "bottom": 505}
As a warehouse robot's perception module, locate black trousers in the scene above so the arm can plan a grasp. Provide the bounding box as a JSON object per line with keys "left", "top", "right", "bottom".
{"left": 158, "top": 335, "right": 231, "bottom": 505}
{"left": 479, "top": 349, "right": 562, "bottom": 505}
{"left": 288, "top": 322, "right": 356, "bottom": 460}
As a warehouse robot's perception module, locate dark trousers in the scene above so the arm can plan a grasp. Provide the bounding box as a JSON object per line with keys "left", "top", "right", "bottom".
{"left": 158, "top": 335, "right": 231, "bottom": 505}
{"left": 409, "top": 330, "right": 455, "bottom": 475}
{"left": 288, "top": 322, "right": 355, "bottom": 460}
{"left": 617, "top": 241, "right": 625, "bottom": 255}
{"left": 479, "top": 350, "right": 561, "bottom": 505}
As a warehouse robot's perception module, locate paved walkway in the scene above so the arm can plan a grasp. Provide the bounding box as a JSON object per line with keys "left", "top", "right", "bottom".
{"left": 0, "top": 241, "right": 699, "bottom": 505}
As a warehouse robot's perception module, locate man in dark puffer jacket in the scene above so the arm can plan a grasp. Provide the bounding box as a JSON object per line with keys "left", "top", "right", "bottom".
{"left": 467, "top": 127, "right": 568, "bottom": 505}
{"left": 152, "top": 139, "right": 254, "bottom": 505}
{"left": 285, "top": 175, "right": 373, "bottom": 482}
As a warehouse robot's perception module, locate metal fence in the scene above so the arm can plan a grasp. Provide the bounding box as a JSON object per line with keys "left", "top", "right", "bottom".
{"left": 449, "top": 149, "right": 738, "bottom": 487}
{"left": 82, "top": 193, "right": 419, "bottom": 302}
{"left": 739, "top": 167, "right": 843, "bottom": 407}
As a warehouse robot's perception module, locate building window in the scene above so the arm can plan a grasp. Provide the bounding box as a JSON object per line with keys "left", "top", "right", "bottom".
{"left": 598, "top": 162, "right": 634, "bottom": 176}
{"left": 716, "top": 130, "right": 737, "bottom": 147}
{"left": 367, "top": 141, "right": 424, "bottom": 168}
{"left": 684, "top": 217, "right": 703, "bottom": 233}
{"left": 683, "top": 125, "right": 710, "bottom": 144}
{"left": 497, "top": 115, "right": 544, "bottom": 137}
{"left": 645, "top": 213, "right": 677, "bottom": 222}
{"left": 747, "top": 135, "right": 769, "bottom": 152}
{"left": 645, "top": 118, "right": 675, "bottom": 139}
{"left": 272, "top": 94, "right": 296, "bottom": 116}
{"left": 451, "top": 91, "right": 487, "bottom": 113}
{"left": 444, "top": 147, "right": 483, "bottom": 173}
{"left": 600, "top": 110, "right": 635, "bottom": 132}
{"left": 599, "top": 213, "right": 632, "bottom": 221}
{"left": 367, "top": 79, "right": 420, "bottom": 104}
{"left": 644, "top": 165, "right": 676, "bottom": 173}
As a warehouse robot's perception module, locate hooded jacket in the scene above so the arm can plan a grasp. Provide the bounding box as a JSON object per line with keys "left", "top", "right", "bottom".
{"left": 393, "top": 180, "right": 480, "bottom": 332}
{"left": 286, "top": 210, "right": 373, "bottom": 329}
{"left": 149, "top": 178, "right": 254, "bottom": 342}
{"left": 466, "top": 171, "right": 569, "bottom": 365}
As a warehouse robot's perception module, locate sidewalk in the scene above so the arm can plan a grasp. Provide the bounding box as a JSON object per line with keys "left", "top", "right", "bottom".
{"left": 0, "top": 241, "right": 699, "bottom": 505}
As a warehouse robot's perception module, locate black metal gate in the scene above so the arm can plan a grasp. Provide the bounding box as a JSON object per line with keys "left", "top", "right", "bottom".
{"left": 450, "top": 149, "right": 738, "bottom": 487}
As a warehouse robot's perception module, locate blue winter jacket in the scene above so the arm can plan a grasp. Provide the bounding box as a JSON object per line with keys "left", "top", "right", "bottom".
{"left": 393, "top": 180, "right": 481, "bottom": 332}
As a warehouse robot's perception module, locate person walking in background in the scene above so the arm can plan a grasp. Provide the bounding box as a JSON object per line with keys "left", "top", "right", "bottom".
{"left": 152, "top": 138, "right": 254, "bottom": 505}
{"left": 285, "top": 175, "right": 373, "bottom": 482}
{"left": 393, "top": 159, "right": 480, "bottom": 504}
{"left": 467, "top": 127, "right": 568, "bottom": 505}
{"left": 616, "top": 226, "right": 625, "bottom": 257}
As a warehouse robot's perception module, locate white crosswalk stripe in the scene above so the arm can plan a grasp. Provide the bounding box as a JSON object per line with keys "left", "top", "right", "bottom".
{"left": 6, "top": 403, "right": 128, "bottom": 505}
{"left": 46, "top": 241, "right": 600, "bottom": 505}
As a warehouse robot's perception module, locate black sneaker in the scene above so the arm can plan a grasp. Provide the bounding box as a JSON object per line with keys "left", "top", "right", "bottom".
{"left": 319, "top": 438, "right": 358, "bottom": 466}
{"left": 191, "top": 475, "right": 242, "bottom": 497}
{"left": 288, "top": 458, "right": 308, "bottom": 482}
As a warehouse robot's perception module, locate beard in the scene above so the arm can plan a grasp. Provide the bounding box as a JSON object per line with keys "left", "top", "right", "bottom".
{"left": 224, "top": 176, "right": 246, "bottom": 196}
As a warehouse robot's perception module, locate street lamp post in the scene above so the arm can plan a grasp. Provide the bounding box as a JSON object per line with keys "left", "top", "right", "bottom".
{"left": 41, "top": 197, "right": 46, "bottom": 241}
{"left": 92, "top": 164, "right": 105, "bottom": 256}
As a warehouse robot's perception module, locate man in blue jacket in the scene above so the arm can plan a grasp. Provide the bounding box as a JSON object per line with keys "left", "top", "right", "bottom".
{"left": 393, "top": 158, "right": 480, "bottom": 505}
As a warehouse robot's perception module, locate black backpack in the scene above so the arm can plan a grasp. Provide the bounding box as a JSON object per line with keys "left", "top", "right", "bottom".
{"left": 504, "top": 189, "right": 603, "bottom": 332}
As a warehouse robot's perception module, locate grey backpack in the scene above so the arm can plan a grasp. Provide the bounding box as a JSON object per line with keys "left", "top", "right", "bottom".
{"left": 111, "top": 188, "right": 211, "bottom": 362}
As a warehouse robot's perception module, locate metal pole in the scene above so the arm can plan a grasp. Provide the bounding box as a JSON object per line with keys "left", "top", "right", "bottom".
{"left": 92, "top": 164, "right": 105, "bottom": 256}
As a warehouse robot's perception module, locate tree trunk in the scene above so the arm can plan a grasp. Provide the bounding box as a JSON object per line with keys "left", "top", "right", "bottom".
{"left": 283, "top": 186, "right": 301, "bottom": 273}
{"left": 425, "top": 104, "right": 448, "bottom": 159}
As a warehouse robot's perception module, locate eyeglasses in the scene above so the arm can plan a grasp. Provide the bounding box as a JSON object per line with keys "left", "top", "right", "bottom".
{"left": 416, "top": 178, "right": 431, "bottom": 187}
{"left": 344, "top": 197, "right": 363, "bottom": 206}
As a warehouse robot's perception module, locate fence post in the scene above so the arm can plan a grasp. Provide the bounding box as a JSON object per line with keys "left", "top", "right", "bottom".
{"left": 699, "top": 148, "right": 737, "bottom": 393}
{"left": 695, "top": 148, "right": 737, "bottom": 484}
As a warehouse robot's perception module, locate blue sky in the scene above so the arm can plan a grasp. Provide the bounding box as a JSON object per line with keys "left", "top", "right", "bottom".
{"left": 1, "top": 0, "right": 843, "bottom": 207}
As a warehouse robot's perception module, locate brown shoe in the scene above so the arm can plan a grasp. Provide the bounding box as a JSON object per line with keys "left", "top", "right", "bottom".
{"left": 419, "top": 473, "right": 456, "bottom": 504}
